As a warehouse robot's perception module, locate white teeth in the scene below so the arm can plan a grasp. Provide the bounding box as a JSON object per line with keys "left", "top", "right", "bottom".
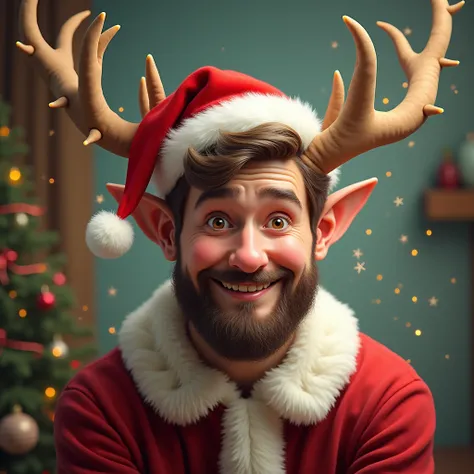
{"left": 221, "top": 281, "right": 273, "bottom": 292}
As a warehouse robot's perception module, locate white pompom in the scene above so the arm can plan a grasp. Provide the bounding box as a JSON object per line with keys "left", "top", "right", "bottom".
{"left": 85, "top": 211, "right": 134, "bottom": 259}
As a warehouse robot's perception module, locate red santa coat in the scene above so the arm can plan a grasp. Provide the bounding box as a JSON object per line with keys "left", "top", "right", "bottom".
{"left": 54, "top": 281, "right": 435, "bottom": 473}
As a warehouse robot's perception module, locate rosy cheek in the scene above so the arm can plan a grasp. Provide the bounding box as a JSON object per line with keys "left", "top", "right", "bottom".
{"left": 268, "top": 237, "right": 308, "bottom": 275}
{"left": 189, "top": 237, "right": 226, "bottom": 273}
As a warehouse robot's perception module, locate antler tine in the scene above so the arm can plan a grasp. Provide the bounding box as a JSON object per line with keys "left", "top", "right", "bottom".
{"left": 138, "top": 54, "right": 166, "bottom": 118}
{"left": 302, "top": 16, "right": 378, "bottom": 173}
{"left": 302, "top": 0, "right": 462, "bottom": 176}
{"left": 56, "top": 10, "right": 91, "bottom": 60}
{"left": 139, "top": 77, "right": 149, "bottom": 118}
{"left": 78, "top": 12, "right": 138, "bottom": 156}
{"left": 322, "top": 70, "right": 345, "bottom": 131}
{"left": 145, "top": 54, "right": 166, "bottom": 110}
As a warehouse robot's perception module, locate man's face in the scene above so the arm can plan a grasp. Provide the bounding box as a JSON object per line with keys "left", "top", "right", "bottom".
{"left": 172, "top": 159, "right": 319, "bottom": 361}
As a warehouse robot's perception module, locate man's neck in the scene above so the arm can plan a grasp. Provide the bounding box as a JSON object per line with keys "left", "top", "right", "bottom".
{"left": 187, "top": 323, "right": 294, "bottom": 393}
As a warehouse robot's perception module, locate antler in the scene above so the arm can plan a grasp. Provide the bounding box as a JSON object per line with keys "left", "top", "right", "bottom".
{"left": 16, "top": 0, "right": 140, "bottom": 157}
{"left": 302, "top": 0, "right": 464, "bottom": 175}
{"left": 322, "top": 70, "right": 345, "bottom": 131}
{"left": 139, "top": 54, "right": 166, "bottom": 118}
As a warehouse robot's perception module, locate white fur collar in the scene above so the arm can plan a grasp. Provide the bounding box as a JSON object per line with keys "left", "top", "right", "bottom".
{"left": 119, "top": 280, "right": 360, "bottom": 474}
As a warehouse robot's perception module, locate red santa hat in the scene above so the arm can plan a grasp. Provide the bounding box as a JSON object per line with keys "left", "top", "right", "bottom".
{"left": 85, "top": 66, "right": 340, "bottom": 259}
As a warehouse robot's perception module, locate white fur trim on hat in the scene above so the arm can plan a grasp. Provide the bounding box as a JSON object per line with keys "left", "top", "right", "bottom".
{"left": 154, "top": 92, "right": 340, "bottom": 197}
{"left": 85, "top": 211, "right": 134, "bottom": 259}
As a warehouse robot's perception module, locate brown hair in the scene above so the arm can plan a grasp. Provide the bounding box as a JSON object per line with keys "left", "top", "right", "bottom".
{"left": 165, "top": 123, "right": 330, "bottom": 244}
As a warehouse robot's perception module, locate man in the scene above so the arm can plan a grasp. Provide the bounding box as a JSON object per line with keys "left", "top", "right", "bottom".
{"left": 17, "top": 0, "right": 464, "bottom": 472}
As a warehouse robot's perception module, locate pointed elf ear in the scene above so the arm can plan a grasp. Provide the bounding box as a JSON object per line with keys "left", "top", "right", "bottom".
{"left": 315, "top": 178, "right": 378, "bottom": 261}
{"left": 106, "top": 184, "right": 177, "bottom": 261}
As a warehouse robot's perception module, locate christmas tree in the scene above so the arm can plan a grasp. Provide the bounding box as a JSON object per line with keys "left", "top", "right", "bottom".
{"left": 0, "top": 97, "right": 96, "bottom": 474}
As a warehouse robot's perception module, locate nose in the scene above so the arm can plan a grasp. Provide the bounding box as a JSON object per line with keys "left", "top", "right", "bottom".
{"left": 228, "top": 225, "right": 269, "bottom": 274}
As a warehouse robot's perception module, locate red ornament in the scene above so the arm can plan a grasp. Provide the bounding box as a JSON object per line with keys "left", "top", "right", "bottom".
{"left": 70, "top": 360, "right": 81, "bottom": 370}
{"left": 0, "top": 249, "right": 18, "bottom": 273}
{"left": 37, "top": 291, "right": 55, "bottom": 311}
{"left": 437, "top": 149, "right": 461, "bottom": 189}
{"left": 53, "top": 272, "right": 66, "bottom": 286}
{"left": 5, "top": 250, "right": 18, "bottom": 262}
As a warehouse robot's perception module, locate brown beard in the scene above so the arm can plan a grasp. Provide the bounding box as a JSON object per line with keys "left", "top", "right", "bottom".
{"left": 172, "top": 259, "right": 319, "bottom": 361}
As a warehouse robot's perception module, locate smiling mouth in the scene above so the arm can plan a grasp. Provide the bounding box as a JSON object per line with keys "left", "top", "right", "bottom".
{"left": 214, "top": 279, "right": 279, "bottom": 293}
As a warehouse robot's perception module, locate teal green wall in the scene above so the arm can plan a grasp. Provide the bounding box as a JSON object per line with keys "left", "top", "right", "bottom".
{"left": 91, "top": 0, "right": 473, "bottom": 445}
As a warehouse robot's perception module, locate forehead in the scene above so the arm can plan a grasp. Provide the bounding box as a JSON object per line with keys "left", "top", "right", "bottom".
{"left": 188, "top": 159, "right": 307, "bottom": 205}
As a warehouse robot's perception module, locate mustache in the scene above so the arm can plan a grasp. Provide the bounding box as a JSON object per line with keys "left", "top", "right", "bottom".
{"left": 199, "top": 267, "right": 291, "bottom": 284}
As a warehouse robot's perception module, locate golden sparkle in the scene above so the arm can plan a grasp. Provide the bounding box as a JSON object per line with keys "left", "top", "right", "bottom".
{"left": 408, "top": 141, "right": 415, "bottom": 148}
{"left": 108, "top": 287, "right": 117, "bottom": 296}
{"left": 9, "top": 167, "right": 21, "bottom": 183}
{"left": 403, "top": 27, "right": 412, "bottom": 36}
{"left": 45, "top": 387, "right": 56, "bottom": 398}
{"left": 331, "top": 41, "right": 338, "bottom": 48}
{"left": 386, "top": 171, "right": 392, "bottom": 177}
{"left": 382, "top": 97, "right": 390, "bottom": 105}
{"left": 52, "top": 347, "right": 63, "bottom": 358}
{"left": 400, "top": 234, "right": 408, "bottom": 243}
{"left": 402, "top": 81, "right": 408, "bottom": 89}
{"left": 394, "top": 288, "right": 401, "bottom": 295}
{"left": 376, "top": 274, "right": 383, "bottom": 281}
{"left": 394, "top": 196, "right": 404, "bottom": 207}
{"left": 108, "top": 327, "right": 116, "bottom": 334}
{"left": 451, "top": 277, "right": 457, "bottom": 284}
{"left": 415, "top": 329, "right": 422, "bottom": 336}
{"left": 365, "top": 229, "right": 372, "bottom": 236}
{"left": 96, "top": 194, "right": 104, "bottom": 204}
{"left": 411, "top": 249, "right": 419, "bottom": 257}
{"left": 406, "top": 322, "right": 412, "bottom": 328}
{"left": 412, "top": 296, "right": 418, "bottom": 303}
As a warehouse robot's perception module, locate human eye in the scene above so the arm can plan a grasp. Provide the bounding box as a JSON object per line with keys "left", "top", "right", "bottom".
{"left": 206, "top": 215, "right": 232, "bottom": 231}
{"left": 266, "top": 215, "right": 291, "bottom": 231}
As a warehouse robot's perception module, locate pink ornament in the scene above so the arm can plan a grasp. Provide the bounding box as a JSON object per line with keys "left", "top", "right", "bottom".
{"left": 53, "top": 272, "right": 66, "bottom": 286}
{"left": 37, "top": 291, "right": 56, "bottom": 311}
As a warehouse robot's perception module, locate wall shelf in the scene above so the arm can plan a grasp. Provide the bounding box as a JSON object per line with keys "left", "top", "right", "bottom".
{"left": 424, "top": 189, "right": 474, "bottom": 221}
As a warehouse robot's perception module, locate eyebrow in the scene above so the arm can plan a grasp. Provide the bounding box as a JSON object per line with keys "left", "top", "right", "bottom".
{"left": 194, "top": 186, "right": 302, "bottom": 210}
{"left": 256, "top": 187, "right": 302, "bottom": 210}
